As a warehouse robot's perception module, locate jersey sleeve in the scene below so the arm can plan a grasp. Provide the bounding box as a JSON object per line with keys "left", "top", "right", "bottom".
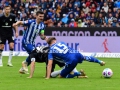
{"left": 23, "top": 19, "right": 34, "bottom": 26}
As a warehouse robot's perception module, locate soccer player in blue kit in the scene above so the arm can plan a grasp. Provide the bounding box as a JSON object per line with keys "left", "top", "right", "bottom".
{"left": 13, "top": 11, "right": 46, "bottom": 53}
{"left": 13, "top": 11, "right": 47, "bottom": 63}
{"left": 46, "top": 37, "right": 106, "bottom": 79}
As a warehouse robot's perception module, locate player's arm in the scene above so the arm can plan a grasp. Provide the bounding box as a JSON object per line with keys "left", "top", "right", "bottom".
{"left": 13, "top": 20, "right": 33, "bottom": 26}
{"left": 13, "top": 25, "right": 18, "bottom": 38}
{"left": 12, "top": 15, "right": 18, "bottom": 38}
{"left": 28, "top": 59, "right": 35, "bottom": 78}
{"left": 46, "top": 53, "right": 53, "bottom": 79}
{"left": 46, "top": 59, "right": 53, "bottom": 79}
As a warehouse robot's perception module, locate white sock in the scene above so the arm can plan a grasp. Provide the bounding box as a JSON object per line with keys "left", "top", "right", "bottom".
{"left": 8, "top": 50, "right": 13, "bottom": 63}
{"left": 0, "top": 50, "right": 3, "bottom": 64}
{"left": 72, "top": 68, "right": 78, "bottom": 73}
{"left": 51, "top": 70, "right": 62, "bottom": 78}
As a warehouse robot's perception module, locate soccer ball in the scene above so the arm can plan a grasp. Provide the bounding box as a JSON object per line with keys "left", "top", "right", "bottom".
{"left": 102, "top": 68, "right": 113, "bottom": 78}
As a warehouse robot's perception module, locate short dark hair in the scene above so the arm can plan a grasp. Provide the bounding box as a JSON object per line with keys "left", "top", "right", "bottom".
{"left": 36, "top": 11, "right": 44, "bottom": 16}
{"left": 4, "top": 4, "right": 11, "bottom": 9}
{"left": 47, "top": 37, "right": 56, "bottom": 44}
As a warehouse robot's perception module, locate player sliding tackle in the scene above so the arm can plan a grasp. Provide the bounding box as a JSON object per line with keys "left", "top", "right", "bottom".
{"left": 46, "top": 37, "right": 105, "bottom": 79}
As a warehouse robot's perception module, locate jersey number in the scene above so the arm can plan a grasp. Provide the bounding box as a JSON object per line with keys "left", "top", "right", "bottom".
{"left": 54, "top": 43, "right": 68, "bottom": 54}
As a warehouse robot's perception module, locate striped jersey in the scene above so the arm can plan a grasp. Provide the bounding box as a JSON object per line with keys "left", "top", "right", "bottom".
{"left": 48, "top": 41, "right": 83, "bottom": 64}
{"left": 22, "top": 19, "right": 45, "bottom": 45}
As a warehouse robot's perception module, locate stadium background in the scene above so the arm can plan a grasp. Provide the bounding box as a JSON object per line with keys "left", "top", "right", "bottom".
{"left": 0, "top": 0, "right": 120, "bottom": 57}
{"left": 0, "top": 1, "right": 120, "bottom": 90}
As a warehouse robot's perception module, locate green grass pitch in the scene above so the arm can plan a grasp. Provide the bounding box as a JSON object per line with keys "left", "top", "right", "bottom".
{"left": 0, "top": 56, "right": 120, "bottom": 90}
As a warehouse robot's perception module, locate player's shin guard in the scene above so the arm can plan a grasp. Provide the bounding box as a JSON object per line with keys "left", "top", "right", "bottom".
{"left": 84, "top": 56, "right": 101, "bottom": 64}
{"left": 8, "top": 49, "right": 13, "bottom": 63}
{"left": 0, "top": 49, "right": 3, "bottom": 66}
{"left": 66, "top": 72, "right": 80, "bottom": 78}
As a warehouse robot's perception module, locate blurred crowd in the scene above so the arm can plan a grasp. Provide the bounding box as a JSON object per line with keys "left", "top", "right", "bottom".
{"left": 0, "top": 0, "right": 120, "bottom": 27}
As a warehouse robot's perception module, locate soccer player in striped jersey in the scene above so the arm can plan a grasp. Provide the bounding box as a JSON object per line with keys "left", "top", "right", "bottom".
{"left": 46, "top": 37, "right": 105, "bottom": 79}
{"left": 13, "top": 11, "right": 47, "bottom": 65}
{"left": 13, "top": 11, "right": 47, "bottom": 54}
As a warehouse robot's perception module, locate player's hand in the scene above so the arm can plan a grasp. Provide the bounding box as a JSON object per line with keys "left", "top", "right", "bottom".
{"left": 15, "top": 32, "right": 19, "bottom": 38}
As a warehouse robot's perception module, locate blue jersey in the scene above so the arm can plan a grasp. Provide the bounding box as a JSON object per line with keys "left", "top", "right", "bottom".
{"left": 22, "top": 19, "right": 45, "bottom": 45}
{"left": 48, "top": 42, "right": 84, "bottom": 64}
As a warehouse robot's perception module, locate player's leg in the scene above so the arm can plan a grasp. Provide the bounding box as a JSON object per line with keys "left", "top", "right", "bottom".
{"left": 50, "top": 61, "right": 65, "bottom": 78}
{"left": 22, "top": 43, "right": 35, "bottom": 54}
{"left": 19, "top": 56, "right": 30, "bottom": 74}
{"left": 60, "top": 60, "right": 79, "bottom": 78}
{"left": 84, "top": 56, "right": 105, "bottom": 66}
{"left": 51, "top": 68, "right": 88, "bottom": 78}
{"left": 51, "top": 70, "right": 62, "bottom": 78}
{"left": 0, "top": 44, "right": 4, "bottom": 67}
{"left": 19, "top": 53, "right": 37, "bottom": 74}
{"left": 51, "top": 67, "right": 77, "bottom": 78}
{"left": 7, "top": 36, "right": 15, "bottom": 66}
{"left": 22, "top": 43, "right": 35, "bottom": 66}
{"left": 0, "top": 36, "right": 6, "bottom": 67}
{"left": 8, "top": 42, "right": 14, "bottom": 66}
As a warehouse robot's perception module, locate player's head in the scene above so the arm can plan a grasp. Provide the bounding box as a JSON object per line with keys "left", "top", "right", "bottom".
{"left": 47, "top": 37, "right": 56, "bottom": 45}
{"left": 36, "top": 11, "right": 44, "bottom": 22}
{"left": 4, "top": 5, "right": 11, "bottom": 15}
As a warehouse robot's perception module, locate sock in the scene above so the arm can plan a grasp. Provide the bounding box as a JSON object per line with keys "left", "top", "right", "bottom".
{"left": 0, "top": 49, "right": 3, "bottom": 64}
{"left": 66, "top": 72, "right": 80, "bottom": 78}
{"left": 26, "top": 56, "right": 31, "bottom": 66}
{"left": 22, "top": 61, "right": 28, "bottom": 67}
{"left": 8, "top": 49, "right": 13, "bottom": 63}
{"left": 72, "top": 68, "right": 78, "bottom": 73}
{"left": 51, "top": 70, "right": 62, "bottom": 78}
{"left": 84, "top": 56, "right": 101, "bottom": 64}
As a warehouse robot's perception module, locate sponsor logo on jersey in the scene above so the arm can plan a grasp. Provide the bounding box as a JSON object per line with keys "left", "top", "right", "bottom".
{"left": 5, "top": 23, "right": 8, "bottom": 26}
{"left": 10, "top": 18, "right": 12, "bottom": 21}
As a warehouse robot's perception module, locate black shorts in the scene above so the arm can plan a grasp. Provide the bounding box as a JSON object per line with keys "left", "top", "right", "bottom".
{"left": 51, "top": 60, "right": 65, "bottom": 72}
{"left": 53, "top": 60, "right": 65, "bottom": 68}
{"left": 0, "top": 35, "right": 14, "bottom": 44}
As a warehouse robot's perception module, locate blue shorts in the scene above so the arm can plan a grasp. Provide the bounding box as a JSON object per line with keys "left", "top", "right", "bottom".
{"left": 22, "top": 40, "right": 35, "bottom": 54}
{"left": 60, "top": 53, "right": 84, "bottom": 77}
{"left": 60, "top": 59, "right": 78, "bottom": 78}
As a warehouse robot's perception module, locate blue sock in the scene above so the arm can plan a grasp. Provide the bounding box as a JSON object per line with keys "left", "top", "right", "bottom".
{"left": 85, "top": 56, "right": 101, "bottom": 64}
{"left": 66, "top": 72, "right": 80, "bottom": 78}
{"left": 26, "top": 57, "right": 31, "bottom": 66}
